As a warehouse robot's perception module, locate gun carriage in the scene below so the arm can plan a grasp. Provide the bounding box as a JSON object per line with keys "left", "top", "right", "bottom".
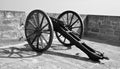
{"left": 25, "top": 9, "right": 109, "bottom": 62}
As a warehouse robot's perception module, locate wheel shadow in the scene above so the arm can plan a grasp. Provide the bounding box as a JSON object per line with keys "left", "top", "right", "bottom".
{"left": 0, "top": 44, "right": 42, "bottom": 58}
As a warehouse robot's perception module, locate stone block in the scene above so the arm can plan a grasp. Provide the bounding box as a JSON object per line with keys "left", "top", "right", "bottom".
{"left": 91, "top": 28, "right": 99, "bottom": 32}
{"left": 114, "top": 30, "right": 120, "bottom": 36}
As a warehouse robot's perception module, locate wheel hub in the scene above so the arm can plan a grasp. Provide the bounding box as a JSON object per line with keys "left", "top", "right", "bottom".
{"left": 35, "top": 28, "right": 42, "bottom": 36}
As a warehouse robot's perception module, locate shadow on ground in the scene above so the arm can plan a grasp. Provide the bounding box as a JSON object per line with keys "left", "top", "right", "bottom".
{"left": 0, "top": 43, "right": 101, "bottom": 63}
{"left": 0, "top": 44, "right": 42, "bottom": 58}
{"left": 45, "top": 43, "right": 101, "bottom": 63}
{"left": 44, "top": 50, "right": 101, "bottom": 63}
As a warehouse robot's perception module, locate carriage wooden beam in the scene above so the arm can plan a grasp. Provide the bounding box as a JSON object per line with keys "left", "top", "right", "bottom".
{"left": 25, "top": 9, "right": 109, "bottom": 62}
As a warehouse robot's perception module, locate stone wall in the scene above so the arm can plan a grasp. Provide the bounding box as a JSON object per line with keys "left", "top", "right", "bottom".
{"left": 84, "top": 15, "right": 120, "bottom": 42}
{"left": 1, "top": 10, "right": 120, "bottom": 43}
{"left": 0, "top": 10, "right": 26, "bottom": 40}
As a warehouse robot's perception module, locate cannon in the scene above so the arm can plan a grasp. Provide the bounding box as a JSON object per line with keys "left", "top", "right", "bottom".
{"left": 25, "top": 9, "right": 109, "bottom": 62}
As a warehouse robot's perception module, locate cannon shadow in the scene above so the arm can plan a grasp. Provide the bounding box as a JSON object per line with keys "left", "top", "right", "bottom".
{"left": 44, "top": 44, "right": 100, "bottom": 63}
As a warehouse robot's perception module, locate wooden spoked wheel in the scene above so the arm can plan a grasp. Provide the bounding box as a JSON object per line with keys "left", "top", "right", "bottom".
{"left": 25, "top": 9, "right": 54, "bottom": 52}
{"left": 55, "top": 10, "right": 84, "bottom": 46}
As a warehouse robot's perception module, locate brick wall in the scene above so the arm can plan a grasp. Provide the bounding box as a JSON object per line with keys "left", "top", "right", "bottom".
{"left": 84, "top": 15, "right": 120, "bottom": 42}
{"left": 0, "top": 10, "right": 26, "bottom": 40}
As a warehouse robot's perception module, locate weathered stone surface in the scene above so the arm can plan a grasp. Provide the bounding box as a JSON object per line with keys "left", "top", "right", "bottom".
{"left": 84, "top": 15, "right": 120, "bottom": 42}
{"left": 0, "top": 10, "right": 25, "bottom": 40}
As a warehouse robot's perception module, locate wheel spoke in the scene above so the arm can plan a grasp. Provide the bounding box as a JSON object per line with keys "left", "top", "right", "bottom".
{"left": 27, "top": 31, "right": 36, "bottom": 39}
{"left": 58, "top": 34, "right": 62, "bottom": 37}
{"left": 40, "top": 23, "right": 49, "bottom": 31}
{"left": 61, "top": 17, "right": 67, "bottom": 25}
{"left": 28, "top": 20, "right": 36, "bottom": 28}
{"left": 72, "top": 31, "right": 80, "bottom": 36}
{"left": 39, "top": 15, "right": 44, "bottom": 28}
{"left": 63, "top": 38, "right": 66, "bottom": 43}
{"left": 36, "top": 36, "right": 40, "bottom": 49}
{"left": 32, "top": 14, "right": 38, "bottom": 26}
{"left": 39, "top": 36, "right": 44, "bottom": 49}
{"left": 36, "top": 13, "right": 40, "bottom": 27}
{"left": 31, "top": 35, "right": 37, "bottom": 44}
{"left": 72, "top": 26, "right": 81, "bottom": 29}
{"left": 67, "top": 13, "right": 69, "bottom": 24}
{"left": 42, "top": 30, "right": 50, "bottom": 34}
{"left": 71, "top": 19, "right": 79, "bottom": 26}
{"left": 69, "top": 14, "right": 74, "bottom": 25}
{"left": 41, "top": 34, "right": 48, "bottom": 44}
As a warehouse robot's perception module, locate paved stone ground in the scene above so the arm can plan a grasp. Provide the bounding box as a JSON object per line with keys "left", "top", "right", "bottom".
{"left": 0, "top": 38, "right": 120, "bottom": 69}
